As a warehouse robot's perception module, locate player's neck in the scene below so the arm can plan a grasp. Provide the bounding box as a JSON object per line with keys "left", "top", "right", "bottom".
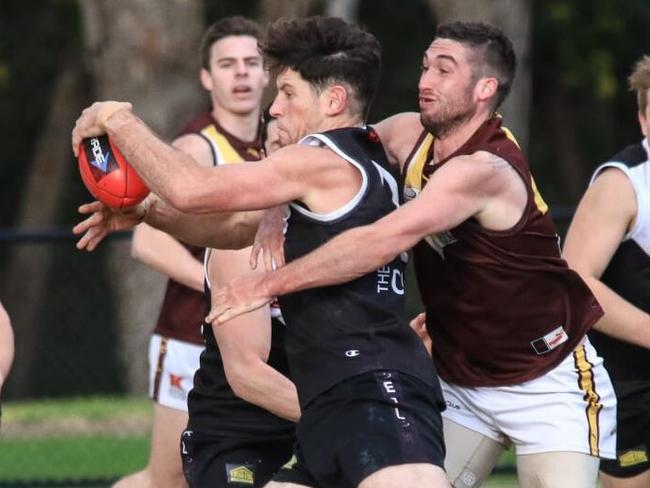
{"left": 211, "top": 105, "right": 260, "bottom": 143}
{"left": 317, "top": 113, "right": 364, "bottom": 134}
{"left": 432, "top": 111, "right": 491, "bottom": 163}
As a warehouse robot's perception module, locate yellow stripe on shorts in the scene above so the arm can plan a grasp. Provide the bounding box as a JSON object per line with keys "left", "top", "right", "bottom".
{"left": 573, "top": 345, "right": 603, "bottom": 456}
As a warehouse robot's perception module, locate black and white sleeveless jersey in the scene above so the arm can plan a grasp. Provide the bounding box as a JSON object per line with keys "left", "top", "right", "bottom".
{"left": 186, "top": 249, "right": 294, "bottom": 441}
{"left": 279, "top": 126, "right": 437, "bottom": 408}
{"left": 588, "top": 139, "right": 650, "bottom": 381}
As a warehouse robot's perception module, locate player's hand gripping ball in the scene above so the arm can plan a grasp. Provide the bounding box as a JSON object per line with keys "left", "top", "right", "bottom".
{"left": 78, "top": 135, "right": 149, "bottom": 208}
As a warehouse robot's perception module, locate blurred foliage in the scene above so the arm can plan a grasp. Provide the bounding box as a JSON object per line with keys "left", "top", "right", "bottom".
{"left": 531, "top": 0, "right": 650, "bottom": 203}
{"left": 0, "top": 0, "right": 80, "bottom": 226}
{"left": 1, "top": 0, "right": 649, "bottom": 215}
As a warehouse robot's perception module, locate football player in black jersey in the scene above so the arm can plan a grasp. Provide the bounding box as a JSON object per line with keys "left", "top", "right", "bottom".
{"left": 71, "top": 16, "right": 449, "bottom": 488}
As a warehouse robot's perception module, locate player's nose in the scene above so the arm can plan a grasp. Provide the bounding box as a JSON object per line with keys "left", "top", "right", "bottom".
{"left": 235, "top": 60, "right": 248, "bottom": 76}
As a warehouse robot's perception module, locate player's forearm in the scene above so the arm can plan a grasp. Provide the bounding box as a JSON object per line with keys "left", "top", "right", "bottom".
{"left": 227, "top": 360, "right": 300, "bottom": 422}
{"left": 584, "top": 275, "right": 650, "bottom": 349}
{"left": 265, "top": 224, "right": 399, "bottom": 297}
{"left": 102, "top": 109, "right": 210, "bottom": 212}
{"left": 132, "top": 226, "right": 204, "bottom": 291}
{"left": 144, "top": 196, "right": 259, "bottom": 250}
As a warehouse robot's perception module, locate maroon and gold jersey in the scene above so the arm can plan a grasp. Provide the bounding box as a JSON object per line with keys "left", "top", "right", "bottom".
{"left": 403, "top": 115, "right": 603, "bottom": 386}
{"left": 153, "top": 112, "right": 263, "bottom": 344}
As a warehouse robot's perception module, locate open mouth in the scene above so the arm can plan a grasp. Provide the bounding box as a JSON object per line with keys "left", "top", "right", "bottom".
{"left": 233, "top": 86, "right": 252, "bottom": 95}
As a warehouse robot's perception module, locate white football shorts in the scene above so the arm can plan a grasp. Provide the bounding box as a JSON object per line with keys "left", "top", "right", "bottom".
{"left": 148, "top": 334, "right": 203, "bottom": 412}
{"left": 440, "top": 337, "right": 617, "bottom": 459}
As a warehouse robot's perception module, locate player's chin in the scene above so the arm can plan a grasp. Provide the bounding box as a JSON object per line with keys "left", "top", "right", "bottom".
{"left": 228, "top": 99, "right": 261, "bottom": 115}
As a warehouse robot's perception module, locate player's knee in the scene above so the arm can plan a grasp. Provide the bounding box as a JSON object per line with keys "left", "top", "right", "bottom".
{"left": 443, "top": 418, "right": 504, "bottom": 487}
{"left": 517, "top": 451, "right": 599, "bottom": 488}
{"left": 358, "top": 463, "right": 450, "bottom": 488}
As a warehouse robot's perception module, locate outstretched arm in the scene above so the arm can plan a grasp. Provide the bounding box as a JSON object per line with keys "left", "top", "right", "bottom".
{"left": 209, "top": 151, "right": 518, "bottom": 323}
{"left": 73, "top": 195, "right": 261, "bottom": 251}
{"left": 71, "top": 102, "right": 329, "bottom": 215}
{"left": 131, "top": 224, "right": 204, "bottom": 291}
{"left": 564, "top": 168, "right": 650, "bottom": 349}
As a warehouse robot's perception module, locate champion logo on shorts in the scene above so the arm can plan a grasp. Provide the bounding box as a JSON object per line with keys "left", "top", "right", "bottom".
{"left": 530, "top": 325, "right": 568, "bottom": 355}
{"left": 226, "top": 464, "right": 255, "bottom": 485}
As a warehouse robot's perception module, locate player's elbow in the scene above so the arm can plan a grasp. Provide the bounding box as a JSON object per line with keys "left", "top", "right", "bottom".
{"left": 130, "top": 237, "right": 145, "bottom": 261}
{"left": 164, "top": 184, "right": 198, "bottom": 213}
{"left": 223, "top": 355, "right": 261, "bottom": 400}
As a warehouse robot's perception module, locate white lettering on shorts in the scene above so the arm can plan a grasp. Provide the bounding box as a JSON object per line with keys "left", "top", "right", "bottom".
{"left": 379, "top": 373, "right": 410, "bottom": 427}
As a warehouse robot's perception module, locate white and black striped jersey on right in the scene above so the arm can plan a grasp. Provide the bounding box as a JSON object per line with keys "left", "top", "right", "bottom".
{"left": 588, "top": 138, "right": 650, "bottom": 381}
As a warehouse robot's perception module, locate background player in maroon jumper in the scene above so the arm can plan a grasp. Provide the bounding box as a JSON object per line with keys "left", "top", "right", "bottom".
{"left": 207, "top": 22, "right": 617, "bottom": 488}
{"left": 564, "top": 54, "right": 650, "bottom": 488}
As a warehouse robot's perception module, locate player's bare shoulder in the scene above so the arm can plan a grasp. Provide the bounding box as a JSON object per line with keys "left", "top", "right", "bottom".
{"left": 474, "top": 150, "right": 515, "bottom": 171}
{"left": 266, "top": 142, "right": 353, "bottom": 183}
{"left": 586, "top": 166, "right": 638, "bottom": 224}
{"left": 172, "top": 133, "right": 214, "bottom": 168}
{"left": 443, "top": 151, "right": 523, "bottom": 200}
{"left": 373, "top": 112, "right": 423, "bottom": 168}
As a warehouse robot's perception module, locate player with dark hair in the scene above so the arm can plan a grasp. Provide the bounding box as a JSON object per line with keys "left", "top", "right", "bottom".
{"left": 207, "top": 21, "right": 617, "bottom": 487}
{"left": 104, "top": 16, "right": 298, "bottom": 488}
{"left": 72, "top": 15, "right": 450, "bottom": 488}
{"left": 564, "top": 54, "right": 650, "bottom": 488}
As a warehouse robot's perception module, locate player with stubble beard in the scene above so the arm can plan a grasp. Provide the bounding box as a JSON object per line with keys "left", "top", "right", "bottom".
{"left": 209, "top": 22, "right": 618, "bottom": 488}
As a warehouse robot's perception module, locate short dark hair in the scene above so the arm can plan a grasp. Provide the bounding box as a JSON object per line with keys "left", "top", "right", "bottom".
{"left": 200, "top": 16, "right": 262, "bottom": 70}
{"left": 436, "top": 21, "right": 516, "bottom": 110}
{"left": 262, "top": 16, "right": 381, "bottom": 120}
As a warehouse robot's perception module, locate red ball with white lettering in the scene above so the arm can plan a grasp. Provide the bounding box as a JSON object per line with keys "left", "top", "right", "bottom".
{"left": 78, "top": 135, "right": 149, "bottom": 208}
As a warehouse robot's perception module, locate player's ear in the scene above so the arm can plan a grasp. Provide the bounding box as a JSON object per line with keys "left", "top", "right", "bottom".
{"left": 476, "top": 77, "right": 498, "bottom": 103}
{"left": 324, "top": 85, "right": 348, "bottom": 116}
{"left": 200, "top": 68, "right": 213, "bottom": 92}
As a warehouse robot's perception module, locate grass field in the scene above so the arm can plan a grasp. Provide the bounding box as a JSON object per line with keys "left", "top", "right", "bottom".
{"left": 1, "top": 396, "right": 150, "bottom": 481}
{"left": 0, "top": 395, "right": 519, "bottom": 486}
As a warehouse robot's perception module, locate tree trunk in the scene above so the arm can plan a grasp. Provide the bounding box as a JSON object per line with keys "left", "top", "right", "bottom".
{"left": 1, "top": 54, "right": 88, "bottom": 397}
{"left": 427, "top": 0, "right": 532, "bottom": 153}
{"left": 257, "top": 0, "right": 316, "bottom": 25}
{"left": 325, "top": 0, "right": 361, "bottom": 21}
{"left": 77, "top": 0, "right": 206, "bottom": 394}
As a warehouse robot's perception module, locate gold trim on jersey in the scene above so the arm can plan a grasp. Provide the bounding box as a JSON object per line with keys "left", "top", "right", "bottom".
{"left": 573, "top": 345, "right": 603, "bottom": 456}
{"left": 404, "top": 133, "right": 434, "bottom": 197}
{"left": 404, "top": 122, "right": 549, "bottom": 216}
{"left": 530, "top": 177, "right": 549, "bottom": 214}
{"left": 200, "top": 125, "right": 246, "bottom": 165}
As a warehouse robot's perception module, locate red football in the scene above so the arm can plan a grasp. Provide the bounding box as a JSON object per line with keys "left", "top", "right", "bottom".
{"left": 78, "top": 135, "right": 149, "bottom": 208}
